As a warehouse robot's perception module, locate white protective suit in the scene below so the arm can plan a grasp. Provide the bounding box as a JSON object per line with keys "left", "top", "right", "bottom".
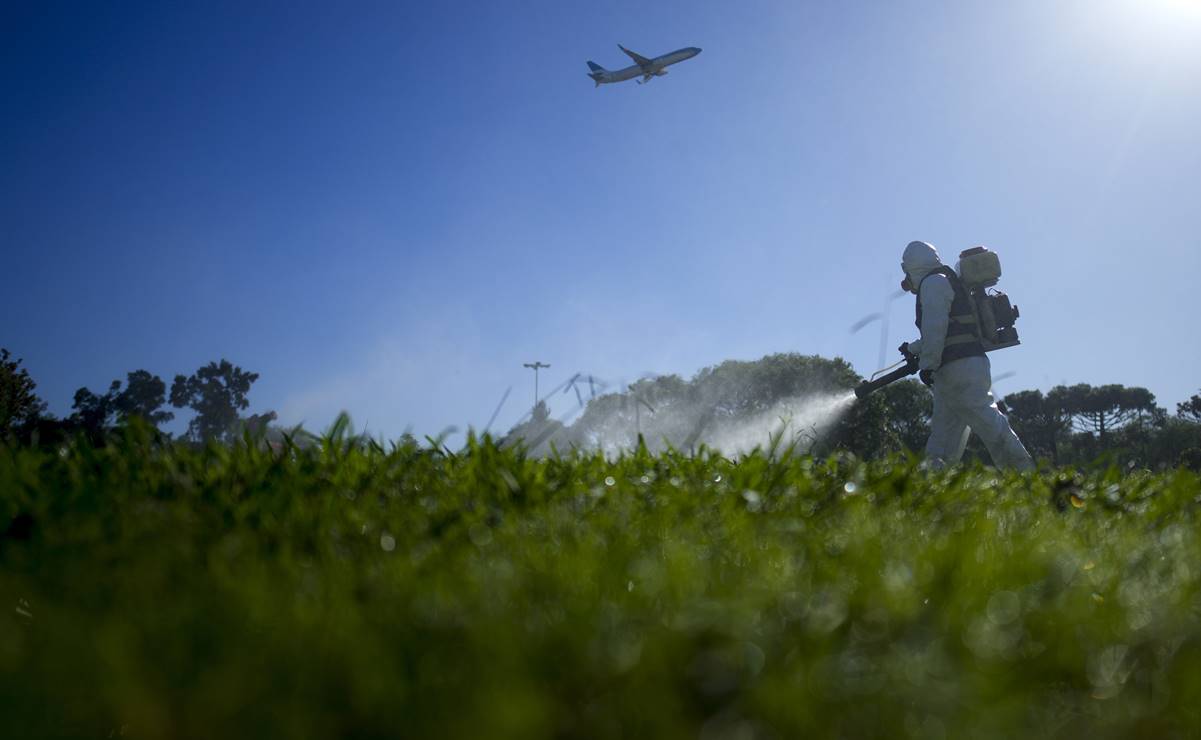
{"left": 902, "top": 241, "right": 1034, "bottom": 471}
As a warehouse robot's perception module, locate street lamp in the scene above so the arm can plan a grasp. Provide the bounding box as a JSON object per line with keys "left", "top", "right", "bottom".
{"left": 523, "top": 362, "right": 550, "bottom": 410}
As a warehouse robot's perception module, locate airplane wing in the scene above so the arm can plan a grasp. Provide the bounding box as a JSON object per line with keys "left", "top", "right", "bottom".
{"left": 618, "top": 44, "right": 653, "bottom": 67}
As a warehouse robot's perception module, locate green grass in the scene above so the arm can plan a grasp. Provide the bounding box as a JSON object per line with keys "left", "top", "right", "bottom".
{"left": 2, "top": 425, "right": 1200, "bottom": 739}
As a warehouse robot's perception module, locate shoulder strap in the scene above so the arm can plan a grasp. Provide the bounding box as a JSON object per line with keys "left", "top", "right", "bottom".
{"left": 919, "top": 265, "right": 971, "bottom": 296}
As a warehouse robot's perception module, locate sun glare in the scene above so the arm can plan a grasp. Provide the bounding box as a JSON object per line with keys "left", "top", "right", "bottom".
{"left": 1090, "top": 0, "right": 1201, "bottom": 53}
{"left": 1136, "top": 0, "right": 1201, "bottom": 22}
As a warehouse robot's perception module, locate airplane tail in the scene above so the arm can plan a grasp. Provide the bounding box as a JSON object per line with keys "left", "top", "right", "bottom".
{"left": 586, "top": 61, "right": 605, "bottom": 87}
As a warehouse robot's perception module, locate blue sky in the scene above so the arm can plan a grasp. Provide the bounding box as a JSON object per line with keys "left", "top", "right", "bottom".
{"left": 4, "top": 0, "right": 1200, "bottom": 440}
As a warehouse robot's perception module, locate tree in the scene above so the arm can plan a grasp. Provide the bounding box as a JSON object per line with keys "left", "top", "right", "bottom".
{"left": 1181, "top": 446, "right": 1201, "bottom": 472}
{"left": 0, "top": 348, "right": 48, "bottom": 439}
{"left": 70, "top": 380, "right": 122, "bottom": 437}
{"left": 70, "top": 370, "right": 174, "bottom": 438}
{"left": 879, "top": 379, "right": 932, "bottom": 453}
{"left": 824, "top": 390, "right": 891, "bottom": 459}
{"left": 238, "top": 410, "right": 278, "bottom": 437}
{"left": 1005, "top": 389, "right": 1070, "bottom": 464}
{"left": 114, "top": 370, "right": 173, "bottom": 427}
{"left": 170, "top": 360, "right": 262, "bottom": 443}
{"left": 503, "top": 401, "right": 567, "bottom": 454}
{"left": 566, "top": 375, "right": 696, "bottom": 453}
{"left": 1178, "top": 391, "right": 1201, "bottom": 423}
{"left": 1047, "top": 384, "right": 1161, "bottom": 443}
{"left": 559, "top": 354, "right": 868, "bottom": 457}
{"left": 691, "top": 353, "right": 860, "bottom": 420}
{"left": 1114, "top": 416, "right": 1201, "bottom": 470}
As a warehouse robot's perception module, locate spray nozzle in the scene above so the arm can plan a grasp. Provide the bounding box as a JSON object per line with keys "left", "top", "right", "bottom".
{"left": 855, "top": 345, "right": 921, "bottom": 399}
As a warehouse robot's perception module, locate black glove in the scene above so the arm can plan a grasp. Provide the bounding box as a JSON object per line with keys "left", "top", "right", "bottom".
{"left": 919, "top": 369, "right": 934, "bottom": 387}
{"left": 898, "top": 342, "right": 915, "bottom": 362}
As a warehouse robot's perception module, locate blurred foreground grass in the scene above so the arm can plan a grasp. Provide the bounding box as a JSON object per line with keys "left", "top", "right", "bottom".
{"left": 2, "top": 425, "right": 1200, "bottom": 739}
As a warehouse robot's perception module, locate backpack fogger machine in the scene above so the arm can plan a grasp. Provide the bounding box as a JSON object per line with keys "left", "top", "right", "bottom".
{"left": 854, "top": 246, "right": 1020, "bottom": 399}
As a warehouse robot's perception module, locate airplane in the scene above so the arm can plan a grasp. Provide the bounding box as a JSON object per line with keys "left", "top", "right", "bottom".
{"left": 586, "top": 44, "right": 702, "bottom": 86}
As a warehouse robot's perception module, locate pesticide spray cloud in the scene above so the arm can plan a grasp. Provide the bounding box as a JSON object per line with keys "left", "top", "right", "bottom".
{"left": 503, "top": 355, "right": 870, "bottom": 457}
{"left": 705, "top": 391, "right": 858, "bottom": 457}
{"left": 532, "top": 387, "right": 860, "bottom": 458}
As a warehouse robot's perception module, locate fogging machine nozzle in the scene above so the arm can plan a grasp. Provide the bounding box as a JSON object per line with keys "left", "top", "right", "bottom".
{"left": 854, "top": 357, "right": 919, "bottom": 399}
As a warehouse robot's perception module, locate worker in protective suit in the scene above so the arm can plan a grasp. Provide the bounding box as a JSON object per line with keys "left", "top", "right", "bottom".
{"left": 900, "top": 241, "right": 1035, "bottom": 471}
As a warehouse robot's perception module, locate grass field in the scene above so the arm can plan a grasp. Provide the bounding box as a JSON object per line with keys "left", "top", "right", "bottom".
{"left": 3, "top": 424, "right": 1200, "bottom": 739}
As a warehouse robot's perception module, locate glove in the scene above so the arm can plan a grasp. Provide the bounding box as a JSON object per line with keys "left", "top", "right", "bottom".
{"left": 899, "top": 342, "right": 915, "bottom": 362}
{"left": 919, "top": 369, "right": 934, "bottom": 387}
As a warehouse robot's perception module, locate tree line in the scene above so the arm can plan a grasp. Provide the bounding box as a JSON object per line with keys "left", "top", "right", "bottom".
{"left": 5, "top": 346, "right": 1201, "bottom": 469}
{"left": 503, "top": 353, "right": 1201, "bottom": 470}
{"left": 1003, "top": 384, "right": 1201, "bottom": 469}
{"left": 0, "top": 349, "right": 273, "bottom": 445}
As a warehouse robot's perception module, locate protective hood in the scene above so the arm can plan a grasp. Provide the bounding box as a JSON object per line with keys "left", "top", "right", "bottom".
{"left": 902, "top": 241, "right": 943, "bottom": 286}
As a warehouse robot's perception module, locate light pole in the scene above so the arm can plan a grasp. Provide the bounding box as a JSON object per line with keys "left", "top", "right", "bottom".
{"left": 523, "top": 362, "right": 550, "bottom": 411}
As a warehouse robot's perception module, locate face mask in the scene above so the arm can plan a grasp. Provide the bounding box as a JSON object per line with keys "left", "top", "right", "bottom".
{"left": 900, "top": 263, "right": 914, "bottom": 293}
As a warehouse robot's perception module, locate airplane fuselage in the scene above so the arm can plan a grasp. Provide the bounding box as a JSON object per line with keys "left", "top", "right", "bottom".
{"left": 588, "top": 46, "right": 701, "bottom": 86}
